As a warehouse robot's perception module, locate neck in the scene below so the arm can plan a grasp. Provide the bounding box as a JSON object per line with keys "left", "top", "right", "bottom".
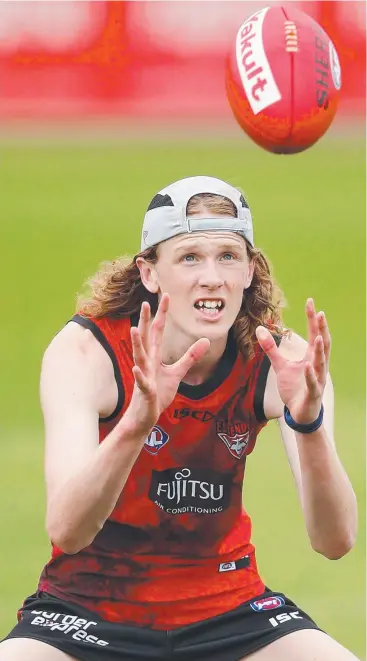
{"left": 161, "top": 330, "right": 229, "bottom": 385}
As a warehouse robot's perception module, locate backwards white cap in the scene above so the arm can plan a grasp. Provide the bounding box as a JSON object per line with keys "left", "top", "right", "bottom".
{"left": 140, "top": 176, "right": 254, "bottom": 251}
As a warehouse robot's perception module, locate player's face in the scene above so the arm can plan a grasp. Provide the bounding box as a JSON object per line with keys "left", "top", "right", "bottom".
{"left": 143, "top": 230, "right": 254, "bottom": 343}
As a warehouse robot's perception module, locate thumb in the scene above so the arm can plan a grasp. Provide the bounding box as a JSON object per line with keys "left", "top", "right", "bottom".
{"left": 256, "top": 326, "right": 284, "bottom": 371}
{"left": 174, "top": 338, "right": 210, "bottom": 379}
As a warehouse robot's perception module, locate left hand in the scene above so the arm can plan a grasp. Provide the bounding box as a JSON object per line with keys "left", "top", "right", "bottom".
{"left": 256, "top": 299, "right": 331, "bottom": 424}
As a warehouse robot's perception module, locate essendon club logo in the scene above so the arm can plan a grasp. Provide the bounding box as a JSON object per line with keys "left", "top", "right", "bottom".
{"left": 216, "top": 420, "right": 250, "bottom": 459}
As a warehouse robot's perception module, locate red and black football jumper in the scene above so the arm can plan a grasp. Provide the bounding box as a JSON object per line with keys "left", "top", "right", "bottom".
{"left": 37, "top": 314, "right": 276, "bottom": 630}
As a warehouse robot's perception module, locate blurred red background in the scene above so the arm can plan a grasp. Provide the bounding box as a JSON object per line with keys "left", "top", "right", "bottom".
{"left": 0, "top": 1, "right": 365, "bottom": 122}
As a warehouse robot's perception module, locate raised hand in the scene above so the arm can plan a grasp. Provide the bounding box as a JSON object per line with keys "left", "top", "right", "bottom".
{"left": 256, "top": 298, "right": 331, "bottom": 425}
{"left": 124, "top": 294, "right": 210, "bottom": 436}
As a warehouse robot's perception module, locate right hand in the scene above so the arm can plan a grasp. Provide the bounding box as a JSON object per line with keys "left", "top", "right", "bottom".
{"left": 123, "top": 294, "right": 210, "bottom": 437}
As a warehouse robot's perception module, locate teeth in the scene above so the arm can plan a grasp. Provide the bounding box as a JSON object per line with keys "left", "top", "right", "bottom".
{"left": 196, "top": 300, "right": 223, "bottom": 309}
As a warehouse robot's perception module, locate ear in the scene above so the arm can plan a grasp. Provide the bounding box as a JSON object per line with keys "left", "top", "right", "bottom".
{"left": 244, "top": 259, "right": 255, "bottom": 290}
{"left": 135, "top": 257, "right": 160, "bottom": 294}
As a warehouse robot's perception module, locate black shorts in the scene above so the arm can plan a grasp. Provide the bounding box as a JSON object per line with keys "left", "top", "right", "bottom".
{"left": 3, "top": 589, "right": 322, "bottom": 661}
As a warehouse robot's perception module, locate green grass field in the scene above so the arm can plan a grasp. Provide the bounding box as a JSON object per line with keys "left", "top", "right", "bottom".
{"left": 1, "top": 133, "right": 365, "bottom": 656}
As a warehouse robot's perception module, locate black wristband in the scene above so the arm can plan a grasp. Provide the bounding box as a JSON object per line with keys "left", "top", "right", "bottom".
{"left": 284, "top": 404, "right": 324, "bottom": 434}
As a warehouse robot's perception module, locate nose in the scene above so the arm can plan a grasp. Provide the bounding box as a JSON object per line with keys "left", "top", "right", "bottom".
{"left": 198, "top": 260, "right": 224, "bottom": 290}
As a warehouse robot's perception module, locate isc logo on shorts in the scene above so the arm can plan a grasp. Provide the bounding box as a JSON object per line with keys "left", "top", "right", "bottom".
{"left": 250, "top": 596, "right": 285, "bottom": 611}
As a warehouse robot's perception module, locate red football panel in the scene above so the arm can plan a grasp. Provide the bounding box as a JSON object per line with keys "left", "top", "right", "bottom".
{"left": 260, "top": 6, "right": 292, "bottom": 121}
{"left": 226, "top": 6, "right": 292, "bottom": 151}
{"left": 283, "top": 6, "right": 341, "bottom": 151}
{"left": 226, "top": 5, "right": 341, "bottom": 153}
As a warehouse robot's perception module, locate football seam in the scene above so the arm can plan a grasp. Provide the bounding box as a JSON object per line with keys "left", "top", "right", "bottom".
{"left": 281, "top": 6, "right": 295, "bottom": 148}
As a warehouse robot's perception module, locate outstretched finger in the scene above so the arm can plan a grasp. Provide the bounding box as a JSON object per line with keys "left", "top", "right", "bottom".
{"left": 150, "top": 294, "right": 169, "bottom": 360}
{"left": 256, "top": 326, "right": 285, "bottom": 372}
{"left": 317, "top": 311, "right": 331, "bottom": 363}
{"left": 304, "top": 361, "right": 321, "bottom": 400}
{"left": 138, "top": 301, "right": 151, "bottom": 353}
{"left": 312, "top": 335, "right": 327, "bottom": 385}
{"left": 131, "top": 326, "right": 149, "bottom": 373}
{"left": 306, "top": 298, "right": 319, "bottom": 349}
{"left": 173, "top": 337, "right": 210, "bottom": 380}
{"left": 132, "top": 365, "right": 154, "bottom": 397}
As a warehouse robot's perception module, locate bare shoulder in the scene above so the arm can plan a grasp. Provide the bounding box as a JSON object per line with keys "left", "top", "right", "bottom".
{"left": 41, "top": 321, "right": 119, "bottom": 506}
{"left": 41, "top": 320, "right": 117, "bottom": 418}
{"left": 43, "top": 319, "right": 106, "bottom": 360}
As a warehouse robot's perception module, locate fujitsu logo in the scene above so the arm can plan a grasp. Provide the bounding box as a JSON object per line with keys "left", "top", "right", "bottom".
{"left": 235, "top": 8, "right": 281, "bottom": 115}
{"left": 149, "top": 467, "right": 232, "bottom": 515}
{"left": 156, "top": 468, "right": 223, "bottom": 505}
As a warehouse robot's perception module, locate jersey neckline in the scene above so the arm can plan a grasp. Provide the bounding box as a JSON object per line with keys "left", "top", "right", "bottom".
{"left": 177, "top": 330, "right": 238, "bottom": 400}
{"left": 130, "top": 313, "right": 238, "bottom": 401}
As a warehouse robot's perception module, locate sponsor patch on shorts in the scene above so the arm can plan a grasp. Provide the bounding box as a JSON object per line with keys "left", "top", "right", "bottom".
{"left": 250, "top": 596, "right": 285, "bottom": 611}
{"left": 218, "top": 555, "right": 250, "bottom": 572}
{"left": 29, "top": 610, "right": 109, "bottom": 646}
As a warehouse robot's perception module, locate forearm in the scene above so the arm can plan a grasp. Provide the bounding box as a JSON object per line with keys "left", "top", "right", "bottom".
{"left": 46, "top": 421, "right": 147, "bottom": 554}
{"left": 296, "top": 425, "right": 358, "bottom": 559}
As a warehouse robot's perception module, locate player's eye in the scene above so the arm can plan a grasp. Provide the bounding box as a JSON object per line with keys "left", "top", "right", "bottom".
{"left": 221, "top": 253, "right": 235, "bottom": 260}
{"left": 182, "top": 254, "right": 197, "bottom": 262}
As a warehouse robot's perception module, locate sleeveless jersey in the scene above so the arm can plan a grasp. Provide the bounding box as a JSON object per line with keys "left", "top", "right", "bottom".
{"left": 38, "top": 314, "right": 273, "bottom": 630}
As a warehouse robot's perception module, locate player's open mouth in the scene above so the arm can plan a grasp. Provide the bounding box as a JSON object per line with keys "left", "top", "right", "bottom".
{"left": 194, "top": 299, "right": 225, "bottom": 318}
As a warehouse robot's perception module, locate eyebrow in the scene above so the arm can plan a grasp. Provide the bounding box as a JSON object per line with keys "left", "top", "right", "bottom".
{"left": 173, "top": 241, "right": 245, "bottom": 254}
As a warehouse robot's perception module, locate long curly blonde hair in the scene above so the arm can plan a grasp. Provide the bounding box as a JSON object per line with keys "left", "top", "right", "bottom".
{"left": 77, "top": 193, "right": 286, "bottom": 359}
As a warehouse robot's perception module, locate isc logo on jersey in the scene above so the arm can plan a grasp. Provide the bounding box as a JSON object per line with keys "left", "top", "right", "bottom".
{"left": 144, "top": 426, "right": 169, "bottom": 455}
{"left": 250, "top": 596, "right": 285, "bottom": 612}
